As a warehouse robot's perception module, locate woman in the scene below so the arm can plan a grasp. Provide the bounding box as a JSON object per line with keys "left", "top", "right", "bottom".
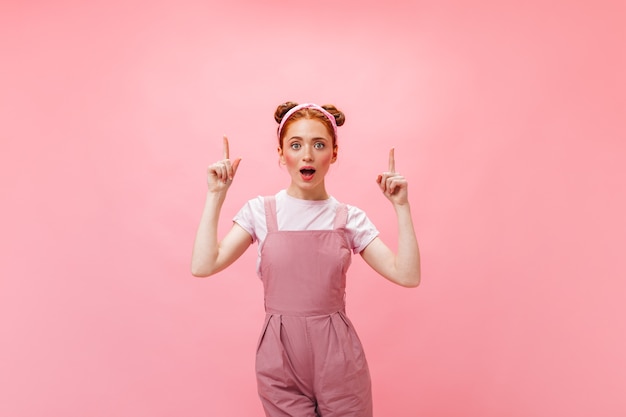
{"left": 191, "top": 102, "right": 420, "bottom": 417}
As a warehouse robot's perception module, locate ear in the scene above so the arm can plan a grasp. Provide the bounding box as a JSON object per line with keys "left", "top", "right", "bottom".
{"left": 331, "top": 145, "right": 338, "bottom": 163}
{"left": 277, "top": 146, "right": 286, "bottom": 165}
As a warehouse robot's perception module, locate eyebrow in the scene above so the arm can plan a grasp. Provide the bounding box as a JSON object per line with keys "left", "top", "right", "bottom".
{"left": 287, "top": 136, "right": 330, "bottom": 141}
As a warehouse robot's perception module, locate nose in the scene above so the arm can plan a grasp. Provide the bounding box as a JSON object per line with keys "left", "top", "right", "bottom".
{"left": 302, "top": 144, "right": 313, "bottom": 161}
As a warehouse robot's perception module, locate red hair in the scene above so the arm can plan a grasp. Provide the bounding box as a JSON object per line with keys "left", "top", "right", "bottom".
{"left": 274, "top": 102, "right": 345, "bottom": 148}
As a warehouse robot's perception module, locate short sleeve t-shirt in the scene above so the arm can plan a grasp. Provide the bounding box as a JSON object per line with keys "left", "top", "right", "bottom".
{"left": 233, "top": 190, "right": 379, "bottom": 275}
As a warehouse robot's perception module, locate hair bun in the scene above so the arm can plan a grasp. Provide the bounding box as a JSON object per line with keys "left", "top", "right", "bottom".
{"left": 321, "top": 104, "right": 346, "bottom": 127}
{"left": 274, "top": 101, "right": 299, "bottom": 124}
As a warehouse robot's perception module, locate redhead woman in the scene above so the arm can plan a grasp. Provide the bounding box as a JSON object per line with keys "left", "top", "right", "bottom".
{"left": 191, "top": 102, "right": 420, "bottom": 417}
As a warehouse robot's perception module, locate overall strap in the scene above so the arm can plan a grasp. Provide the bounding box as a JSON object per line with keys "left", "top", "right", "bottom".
{"left": 333, "top": 203, "right": 348, "bottom": 229}
{"left": 264, "top": 196, "right": 278, "bottom": 233}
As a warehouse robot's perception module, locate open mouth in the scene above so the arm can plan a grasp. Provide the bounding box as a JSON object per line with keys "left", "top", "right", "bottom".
{"left": 300, "top": 168, "right": 316, "bottom": 180}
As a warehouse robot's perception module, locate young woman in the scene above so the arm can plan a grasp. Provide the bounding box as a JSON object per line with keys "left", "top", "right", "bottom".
{"left": 191, "top": 102, "right": 420, "bottom": 417}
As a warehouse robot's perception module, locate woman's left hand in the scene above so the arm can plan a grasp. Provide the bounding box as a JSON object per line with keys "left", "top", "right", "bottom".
{"left": 376, "top": 148, "right": 409, "bottom": 206}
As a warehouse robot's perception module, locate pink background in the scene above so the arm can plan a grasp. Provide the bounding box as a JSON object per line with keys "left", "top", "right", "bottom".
{"left": 1, "top": 1, "right": 625, "bottom": 416}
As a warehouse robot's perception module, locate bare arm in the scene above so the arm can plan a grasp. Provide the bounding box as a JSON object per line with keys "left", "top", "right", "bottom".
{"left": 360, "top": 148, "right": 421, "bottom": 287}
{"left": 191, "top": 136, "right": 251, "bottom": 277}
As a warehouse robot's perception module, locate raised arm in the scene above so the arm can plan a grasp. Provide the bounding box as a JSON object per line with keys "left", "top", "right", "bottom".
{"left": 360, "top": 148, "right": 421, "bottom": 287}
{"left": 191, "top": 136, "right": 252, "bottom": 277}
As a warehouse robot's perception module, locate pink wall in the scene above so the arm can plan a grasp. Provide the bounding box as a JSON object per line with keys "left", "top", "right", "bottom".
{"left": 1, "top": 1, "right": 625, "bottom": 416}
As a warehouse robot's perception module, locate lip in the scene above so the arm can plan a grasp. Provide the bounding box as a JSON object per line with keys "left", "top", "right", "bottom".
{"left": 299, "top": 166, "right": 316, "bottom": 181}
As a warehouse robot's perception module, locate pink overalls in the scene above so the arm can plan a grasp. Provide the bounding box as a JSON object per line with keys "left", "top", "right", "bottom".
{"left": 255, "top": 196, "right": 373, "bottom": 417}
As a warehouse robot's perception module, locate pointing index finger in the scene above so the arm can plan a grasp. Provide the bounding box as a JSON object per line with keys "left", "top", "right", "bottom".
{"left": 388, "top": 147, "right": 396, "bottom": 173}
{"left": 223, "top": 135, "right": 230, "bottom": 160}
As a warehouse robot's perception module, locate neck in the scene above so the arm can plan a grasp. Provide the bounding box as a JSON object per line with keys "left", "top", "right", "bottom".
{"left": 286, "top": 183, "right": 329, "bottom": 200}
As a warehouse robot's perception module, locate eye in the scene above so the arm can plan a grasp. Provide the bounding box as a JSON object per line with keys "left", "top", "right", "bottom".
{"left": 290, "top": 142, "right": 301, "bottom": 150}
{"left": 314, "top": 142, "right": 325, "bottom": 149}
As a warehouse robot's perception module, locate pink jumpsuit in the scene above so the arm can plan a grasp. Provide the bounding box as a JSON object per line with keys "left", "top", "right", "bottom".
{"left": 255, "top": 196, "right": 373, "bottom": 417}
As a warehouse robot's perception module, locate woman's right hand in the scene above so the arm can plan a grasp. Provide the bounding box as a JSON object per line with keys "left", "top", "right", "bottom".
{"left": 207, "top": 136, "right": 241, "bottom": 193}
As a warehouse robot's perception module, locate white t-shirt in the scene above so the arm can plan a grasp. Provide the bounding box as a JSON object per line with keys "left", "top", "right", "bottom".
{"left": 234, "top": 190, "right": 379, "bottom": 275}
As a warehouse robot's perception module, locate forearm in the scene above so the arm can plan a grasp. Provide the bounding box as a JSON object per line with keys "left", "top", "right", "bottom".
{"left": 393, "top": 202, "right": 421, "bottom": 287}
{"left": 191, "top": 192, "right": 227, "bottom": 277}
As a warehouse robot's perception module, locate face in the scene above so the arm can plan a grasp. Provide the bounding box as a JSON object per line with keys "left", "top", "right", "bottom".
{"left": 278, "top": 118, "right": 338, "bottom": 200}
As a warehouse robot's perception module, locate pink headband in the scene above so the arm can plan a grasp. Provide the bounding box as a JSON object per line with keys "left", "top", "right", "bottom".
{"left": 277, "top": 103, "right": 338, "bottom": 141}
